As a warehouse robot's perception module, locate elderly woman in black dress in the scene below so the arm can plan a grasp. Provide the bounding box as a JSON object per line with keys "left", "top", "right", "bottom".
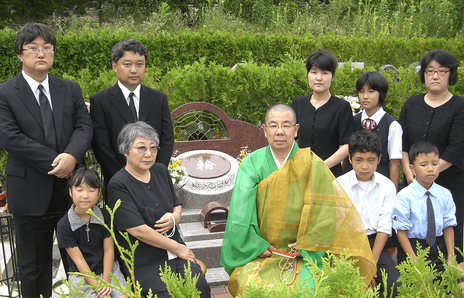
{"left": 291, "top": 50, "right": 354, "bottom": 177}
{"left": 399, "top": 49, "right": 464, "bottom": 262}
{"left": 108, "top": 121, "right": 210, "bottom": 297}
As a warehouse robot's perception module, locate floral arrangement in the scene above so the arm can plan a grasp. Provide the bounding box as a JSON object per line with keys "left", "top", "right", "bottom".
{"left": 338, "top": 95, "right": 362, "bottom": 115}
{"left": 168, "top": 151, "right": 188, "bottom": 190}
{"left": 236, "top": 146, "right": 251, "bottom": 165}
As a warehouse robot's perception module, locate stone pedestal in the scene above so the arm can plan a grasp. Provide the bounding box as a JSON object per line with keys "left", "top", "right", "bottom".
{"left": 176, "top": 150, "right": 237, "bottom": 209}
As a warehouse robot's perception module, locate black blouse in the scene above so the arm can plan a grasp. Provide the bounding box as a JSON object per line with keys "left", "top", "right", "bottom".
{"left": 57, "top": 206, "right": 111, "bottom": 276}
{"left": 399, "top": 93, "right": 464, "bottom": 175}
{"left": 291, "top": 94, "right": 354, "bottom": 177}
{"left": 108, "top": 164, "right": 183, "bottom": 295}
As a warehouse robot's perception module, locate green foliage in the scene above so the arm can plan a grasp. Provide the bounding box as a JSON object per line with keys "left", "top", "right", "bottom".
{"left": 2, "top": 27, "right": 464, "bottom": 85}
{"left": 159, "top": 261, "right": 201, "bottom": 298}
{"left": 305, "top": 250, "right": 379, "bottom": 298}
{"left": 395, "top": 242, "right": 464, "bottom": 297}
{"left": 236, "top": 250, "right": 379, "bottom": 298}
{"left": 237, "top": 274, "right": 300, "bottom": 298}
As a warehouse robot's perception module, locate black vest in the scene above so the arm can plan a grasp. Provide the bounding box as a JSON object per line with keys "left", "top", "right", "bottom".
{"left": 352, "top": 112, "right": 397, "bottom": 178}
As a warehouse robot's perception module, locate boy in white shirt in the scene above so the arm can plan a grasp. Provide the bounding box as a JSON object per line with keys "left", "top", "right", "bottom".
{"left": 338, "top": 130, "right": 399, "bottom": 297}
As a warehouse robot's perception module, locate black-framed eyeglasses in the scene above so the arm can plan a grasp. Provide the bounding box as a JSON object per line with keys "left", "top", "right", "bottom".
{"left": 264, "top": 124, "right": 296, "bottom": 132}
{"left": 132, "top": 145, "right": 160, "bottom": 154}
{"left": 424, "top": 69, "right": 449, "bottom": 76}
{"left": 21, "top": 46, "right": 54, "bottom": 54}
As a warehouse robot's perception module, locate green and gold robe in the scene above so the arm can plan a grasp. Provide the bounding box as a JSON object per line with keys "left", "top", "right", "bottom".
{"left": 220, "top": 144, "right": 376, "bottom": 296}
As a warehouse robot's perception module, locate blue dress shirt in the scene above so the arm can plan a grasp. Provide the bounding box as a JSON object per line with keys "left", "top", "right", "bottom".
{"left": 392, "top": 179, "right": 456, "bottom": 239}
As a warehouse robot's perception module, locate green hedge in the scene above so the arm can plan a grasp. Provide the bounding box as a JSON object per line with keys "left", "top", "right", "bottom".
{"left": 1, "top": 29, "right": 464, "bottom": 83}
{"left": 67, "top": 58, "right": 464, "bottom": 124}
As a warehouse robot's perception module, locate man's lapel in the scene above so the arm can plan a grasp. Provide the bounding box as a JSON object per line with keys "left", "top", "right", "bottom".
{"left": 138, "top": 85, "right": 153, "bottom": 121}
{"left": 15, "top": 74, "right": 43, "bottom": 130}
{"left": 109, "top": 84, "right": 135, "bottom": 123}
{"left": 49, "top": 75, "right": 64, "bottom": 147}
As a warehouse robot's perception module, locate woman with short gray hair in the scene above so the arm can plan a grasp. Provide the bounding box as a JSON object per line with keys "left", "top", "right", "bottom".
{"left": 108, "top": 121, "right": 210, "bottom": 297}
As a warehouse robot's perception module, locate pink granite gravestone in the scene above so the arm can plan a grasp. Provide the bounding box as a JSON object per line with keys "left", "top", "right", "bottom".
{"left": 171, "top": 102, "right": 267, "bottom": 156}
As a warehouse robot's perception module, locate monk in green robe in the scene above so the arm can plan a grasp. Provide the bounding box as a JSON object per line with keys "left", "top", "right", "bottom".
{"left": 220, "top": 104, "right": 376, "bottom": 297}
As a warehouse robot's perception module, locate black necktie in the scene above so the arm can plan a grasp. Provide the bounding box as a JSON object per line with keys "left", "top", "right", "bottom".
{"left": 38, "top": 85, "right": 57, "bottom": 151}
{"left": 128, "top": 92, "right": 137, "bottom": 121}
{"left": 426, "top": 191, "right": 436, "bottom": 247}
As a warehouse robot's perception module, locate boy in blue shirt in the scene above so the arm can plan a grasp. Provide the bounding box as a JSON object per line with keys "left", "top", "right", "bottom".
{"left": 338, "top": 130, "right": 399, "bottom": 297}
{"left": 392, "top": 141, "right": 456, "bottom": 272}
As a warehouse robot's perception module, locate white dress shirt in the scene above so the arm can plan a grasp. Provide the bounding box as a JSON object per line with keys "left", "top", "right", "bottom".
{"left": 361, "top": 107, "right": 402, "bottom": 159}
{"left": 22, "top": 70, "right": 53, "bottom": 110}
{"left": 118, "top": 81, "right": 141, "bottom": 118}
{"left": 338, "top": 170, "right": 396, "bottom": 235}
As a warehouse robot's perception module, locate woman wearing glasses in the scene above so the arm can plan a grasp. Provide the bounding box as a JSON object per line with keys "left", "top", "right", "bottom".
{"left": 107, "top": 121, "right": 210, "bottom": 298}
{"left": 291, "top": 50, "right": 354, "bottom": 177}
{"left": 399, "top": 49, "right": 464, "bottom": 262}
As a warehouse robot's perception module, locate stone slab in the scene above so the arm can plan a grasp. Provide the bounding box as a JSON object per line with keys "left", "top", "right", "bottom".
{"left": 205, "top": 267, "right": 230, "bottom": 286}
{"left": 183, "top": 153, "right": 231, "bottom": 179}
{"left": 186, "top": 239, "right": 223, "bottom": 268}
{"left": 179, "top": 222, "right": 225, "bottom": 242}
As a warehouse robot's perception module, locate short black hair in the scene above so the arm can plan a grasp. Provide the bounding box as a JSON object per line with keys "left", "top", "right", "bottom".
{"left": 14, "top": 22, "right": 57, "bottom": 55}
{"left": 419, "top": 50, "right": 459, "bottom": 86}
{"left": 356, "top": 71, "right": 389, "bottom": 107}
{"left": 348, "top": 130, "right": 381, "bottom": 158}
{"left": 305, "top": 50, "right": 338, "bottom": 77}
{"left": 409, "top": 141, "right": 439, "bottom": 164}
{"left": 111, "top": 39, "right": 148, "bottom": 63}
{"left": 68, "top": 167, "right": 103, "bottom": 190}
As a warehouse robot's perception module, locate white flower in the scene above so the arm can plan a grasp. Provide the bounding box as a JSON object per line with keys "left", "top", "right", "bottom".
{"left": 172, "top": 178, "right": 176, "bottom": 185}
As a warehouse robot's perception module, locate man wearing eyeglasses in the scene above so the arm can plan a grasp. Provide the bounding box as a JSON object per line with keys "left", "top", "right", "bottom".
{"left": 0, "top": 23, "right": 93, "bottom": 297}
{"left": 220, "top": 104, "right": 376, "bottom": 296}
{"left": 90, "top": 39, "right": 173, "bottom": 202}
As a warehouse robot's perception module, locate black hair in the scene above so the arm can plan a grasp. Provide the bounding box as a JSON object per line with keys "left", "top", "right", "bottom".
{"left": 111, "top": 39, "right": 148, "bottom": 63}
{"left": 409, "top": 141, "right": 439, "bottom": 164}
{"left": 419, "top": 50, "right": 459, "bottom": 86}
{"left": 68, "top": 167, "right": 103, "bottom": 190}
{"left": 348, "top": 130, "right": 381, "bottom": 158}
{"left": 356, "top": 71, "right": 389, "bottom": 107}
{"left": 305, "top": 50, "right": 338, "bottom": 76}
{"left": 14, "top": 22, "right": 57, "bottom": 55}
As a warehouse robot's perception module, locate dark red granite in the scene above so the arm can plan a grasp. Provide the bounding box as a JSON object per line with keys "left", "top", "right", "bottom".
{"left": 171, "top": 102, "right": 268, "bottom": 157}
{"left": 182, "top": 153, "right": 231, "bottom": 179}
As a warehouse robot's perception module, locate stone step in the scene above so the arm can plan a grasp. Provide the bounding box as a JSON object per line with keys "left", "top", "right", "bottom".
{"left": 179, "top": 222, "right": 225, "bottom": 242}
{"left": 205, "top": 267, "right": 229, "bottom": 286}
{"left": 186, "top": 238, "right": 223, "bottom": 269}
{"left": 181, "top": 208, "right": 228, "bottom": 224}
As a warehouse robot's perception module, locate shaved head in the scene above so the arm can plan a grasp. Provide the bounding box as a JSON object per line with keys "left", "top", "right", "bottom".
{"left": 265, "top": 104, "right": 297, "bottom": 124}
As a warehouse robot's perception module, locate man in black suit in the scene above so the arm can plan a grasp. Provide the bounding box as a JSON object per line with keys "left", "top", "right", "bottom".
{"left": 90, "top": 39, "right": 174, "bottom": 196}
{"left": 0, "top": 23, "right": 93, "bottom": 297}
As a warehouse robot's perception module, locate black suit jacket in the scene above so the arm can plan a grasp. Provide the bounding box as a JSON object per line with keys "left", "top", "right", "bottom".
{"left": 90, "top": 84, "right": 174, "bottom": 183}
{"left": 0, "top": 74, "right": 94, "bottom": 215}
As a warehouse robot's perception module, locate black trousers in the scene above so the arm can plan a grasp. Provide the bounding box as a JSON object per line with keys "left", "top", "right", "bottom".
{"left": 397, "top": 236, "right": 447, "bottom": 273}
{"left": 368, "top": 234, "right": 400, "bottom": 298}
{"left": 435, "top": 171, "right": 464, "bottom": 263}
{"left": 152, "top": 258, "right": 211, "bottom": 298}
{"left": 14, "top": 178, "right": 71, "bottom": 298}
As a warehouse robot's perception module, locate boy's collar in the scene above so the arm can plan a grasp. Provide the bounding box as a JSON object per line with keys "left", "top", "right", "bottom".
{"left": 411, "top": 179, "right": 438, "bottom": 197}
{"left": 68, "top": 204, "right": 104, "bottom": 232}
{"left": 348, "top": 169, "right": 377, "bottom": 186}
